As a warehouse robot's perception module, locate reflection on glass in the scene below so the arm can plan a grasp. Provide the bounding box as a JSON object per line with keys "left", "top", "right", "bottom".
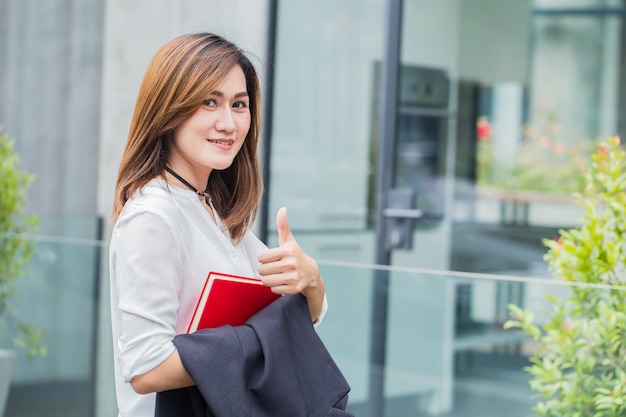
{"left": 317, "top": 262, "right": 623, "bottom": 417}
{"left": 3, "top": 217, "right": 102, "bottom": 417}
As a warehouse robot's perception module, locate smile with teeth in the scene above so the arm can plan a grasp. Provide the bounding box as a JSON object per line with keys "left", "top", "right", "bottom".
{"left": 208, "top": 139, "right": 233, "bottom": 145}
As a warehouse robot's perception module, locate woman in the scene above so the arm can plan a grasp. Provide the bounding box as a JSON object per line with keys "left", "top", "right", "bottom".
{"left": 109, "top": 33, "right": 327, "bottom": 417}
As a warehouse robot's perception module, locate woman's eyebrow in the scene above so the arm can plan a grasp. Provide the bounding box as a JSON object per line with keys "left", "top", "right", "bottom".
{"left": 209, "top": 90, "right": 249, "bottom": 98}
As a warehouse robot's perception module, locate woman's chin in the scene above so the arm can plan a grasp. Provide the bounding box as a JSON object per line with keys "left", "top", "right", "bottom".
{"left": 210, "top": 160, "right": 236, "bottom": 172}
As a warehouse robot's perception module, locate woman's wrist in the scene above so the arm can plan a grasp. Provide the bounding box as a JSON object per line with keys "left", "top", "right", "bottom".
{"left": 301, "top": 273, "right": 323, "bottom": 297}
{"left": 301, "top": 274, "right": 325, "bottom": 322}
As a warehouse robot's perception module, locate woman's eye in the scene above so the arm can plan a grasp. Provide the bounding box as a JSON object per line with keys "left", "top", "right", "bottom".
{"left": 203, "top": 99, "right": 217, "bottom": 107}
{"left": 233, "top": 101, "right": 248, "bottom": 109}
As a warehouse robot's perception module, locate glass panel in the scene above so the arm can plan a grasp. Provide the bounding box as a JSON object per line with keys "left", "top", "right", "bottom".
{"left": 530, "top": 13, "right": 623, "bottom": 151}
{"left": 268, "top": 0, "right": 385, "bottom": 240}
{"left": 2, "top": 217, "right": 102, "bottom": 417}
{"left": 2, "top": 231, "right": 619, "bottom": 417}
{"left": 451, "top": 6, "right": 626, "bottom": 276}
{"left": 269, "top": 4, "right": 626, "bottom": 417}
{"left": 317, "top": 262, "right": 624, "bottom": 417}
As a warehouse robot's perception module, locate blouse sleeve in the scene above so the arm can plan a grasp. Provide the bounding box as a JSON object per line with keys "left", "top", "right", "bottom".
{"left": 112, "top": 209, "right": 183, "bottom": 382}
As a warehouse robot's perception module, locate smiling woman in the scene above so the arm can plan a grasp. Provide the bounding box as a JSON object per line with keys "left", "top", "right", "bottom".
{"left": 107, "top": 33, "right": 341, "bottom": 417}
{"left": 113, "top": 33, "right": 263, "bottom": 241}
{"left": 167, "top": 65, "right": 251, "bottom": 186}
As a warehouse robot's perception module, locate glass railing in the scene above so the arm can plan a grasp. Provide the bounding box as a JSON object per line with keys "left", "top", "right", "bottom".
{"left": 316, "top": 260, "right": 623, "bottom": 417}
{"left": 2, "top": 231, "right": 623, "bottom": 417}
{"left": 1, "top": 217, "right": 104, "bottom": 417}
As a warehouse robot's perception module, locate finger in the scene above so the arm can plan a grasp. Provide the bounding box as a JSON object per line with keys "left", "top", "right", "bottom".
{"left": 257, "top": 259, "right": 294, "bottom": 277}
{"left": 261, "top": 274, "right": 301, "bottom": 295}
{"left": 276, "top": 207, "right": 294, "bottom": 246}
{"left": 257, "top": 246, "right": 292, "bottom": 264}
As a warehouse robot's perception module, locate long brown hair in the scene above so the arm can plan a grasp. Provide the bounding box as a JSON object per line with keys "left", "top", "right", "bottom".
{"left": 113, "top": 33, "right": 263, "bottom": 242}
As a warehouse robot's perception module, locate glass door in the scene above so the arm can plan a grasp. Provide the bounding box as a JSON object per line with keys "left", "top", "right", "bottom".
{"left": 266, "top": 3, "right": 387, "bottom": 416}
{"left": 266, "top": 1, "right": 626, "bottom": 416}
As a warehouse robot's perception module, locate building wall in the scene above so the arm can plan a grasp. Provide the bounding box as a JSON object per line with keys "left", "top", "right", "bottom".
{"left": 0, "top": 0, "right": 104, "bottom": 216}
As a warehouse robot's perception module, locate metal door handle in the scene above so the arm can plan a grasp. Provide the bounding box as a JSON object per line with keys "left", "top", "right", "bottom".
{"left": 383, "top": 208, "right": 424, "bottom": 219}
{"left": 383, "top": 208, "right": 443, "bottom": 220}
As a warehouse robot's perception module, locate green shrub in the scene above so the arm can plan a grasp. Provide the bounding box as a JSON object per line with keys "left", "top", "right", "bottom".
{"left": 0, "top": 127, "right": 45, "bottom": 358}
{"left": 505, "top": 136, "right": 626, "bottom": 416}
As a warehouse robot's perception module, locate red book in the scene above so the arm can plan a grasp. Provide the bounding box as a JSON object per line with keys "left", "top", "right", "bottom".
{"left": 186, "top": 271, "right": 280, "bottom": 333}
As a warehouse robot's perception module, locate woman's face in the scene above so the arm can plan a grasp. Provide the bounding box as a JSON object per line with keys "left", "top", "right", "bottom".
{"left": 169, "top": 65, "right": 251, "bottom": 185}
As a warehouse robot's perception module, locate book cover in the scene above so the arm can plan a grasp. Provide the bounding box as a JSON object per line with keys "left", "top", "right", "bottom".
{"left": 186, "top": 271, "right": 280, "bottom": 333}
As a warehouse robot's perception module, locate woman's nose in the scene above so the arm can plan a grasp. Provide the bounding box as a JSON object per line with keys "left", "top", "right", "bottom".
{"left": 215, "top": 107, "right": 236, "bottom": 132}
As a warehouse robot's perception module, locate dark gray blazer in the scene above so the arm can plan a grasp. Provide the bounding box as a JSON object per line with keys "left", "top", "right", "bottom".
{"left": 155, "top": 294, "right": 353, "bottom": 417}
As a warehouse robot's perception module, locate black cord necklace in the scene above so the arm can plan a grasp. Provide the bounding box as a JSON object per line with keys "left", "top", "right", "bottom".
{"left": 164, "top": 166, "right": 209, "bottom": 200}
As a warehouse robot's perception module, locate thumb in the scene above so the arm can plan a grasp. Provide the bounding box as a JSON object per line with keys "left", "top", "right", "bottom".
{"left": 276, "top": 207, "right": 294, "bottom": 246}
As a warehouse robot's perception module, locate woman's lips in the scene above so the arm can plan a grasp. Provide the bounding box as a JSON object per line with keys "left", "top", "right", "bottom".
{"left": 207, "top": 138, "right": 234, "bottom": 149}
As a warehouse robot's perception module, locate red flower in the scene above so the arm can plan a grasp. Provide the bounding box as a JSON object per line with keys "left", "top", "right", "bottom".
{"left": 476, "top": 116, "right": 491, "bottom": 141}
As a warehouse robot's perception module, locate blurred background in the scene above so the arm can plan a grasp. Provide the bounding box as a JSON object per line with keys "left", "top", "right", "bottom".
{"left": 1, "top": 0, "right": 625, "bottom": 416}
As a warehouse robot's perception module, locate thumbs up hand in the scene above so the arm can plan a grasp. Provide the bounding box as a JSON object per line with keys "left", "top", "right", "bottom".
{"left": 258, "top": 207, "right": 321, "bottom": 296}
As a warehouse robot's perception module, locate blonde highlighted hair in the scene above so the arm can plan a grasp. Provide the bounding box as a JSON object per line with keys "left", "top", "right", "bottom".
{"left": 113, "top": 33, "right": 263, "bottom": 242}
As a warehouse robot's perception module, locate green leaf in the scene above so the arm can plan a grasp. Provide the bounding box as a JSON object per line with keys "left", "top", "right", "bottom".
{"left": 0, "top": 127, "right": 43, "bottom": 358}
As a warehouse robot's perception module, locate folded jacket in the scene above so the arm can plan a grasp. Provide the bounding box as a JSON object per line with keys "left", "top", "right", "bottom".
{"left": 155, "top": 294, "right": 353, "bottom": 417}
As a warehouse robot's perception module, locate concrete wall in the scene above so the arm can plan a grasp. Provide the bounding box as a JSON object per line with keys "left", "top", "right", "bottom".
{"left": 0, "top": 0, "right": 104, "bottom": 216}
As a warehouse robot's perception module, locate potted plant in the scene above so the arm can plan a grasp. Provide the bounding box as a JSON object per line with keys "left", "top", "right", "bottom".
{"left": 505, "top": 135, "right": 626, "bottom": 416}
{"left": 0, "top": 127, "right": 45, "bottom": 415}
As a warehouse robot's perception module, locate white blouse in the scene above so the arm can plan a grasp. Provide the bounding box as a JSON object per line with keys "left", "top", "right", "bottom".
{"left": 109, "top": 179, "right": 327, "bottom": 417}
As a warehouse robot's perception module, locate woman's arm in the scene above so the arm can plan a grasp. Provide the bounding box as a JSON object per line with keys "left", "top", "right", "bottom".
{"left": 112, "top": 209, "right": 192, "bottom": 395}
{"left": 130, "top": 349, "right": 195, "bottom": 394}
